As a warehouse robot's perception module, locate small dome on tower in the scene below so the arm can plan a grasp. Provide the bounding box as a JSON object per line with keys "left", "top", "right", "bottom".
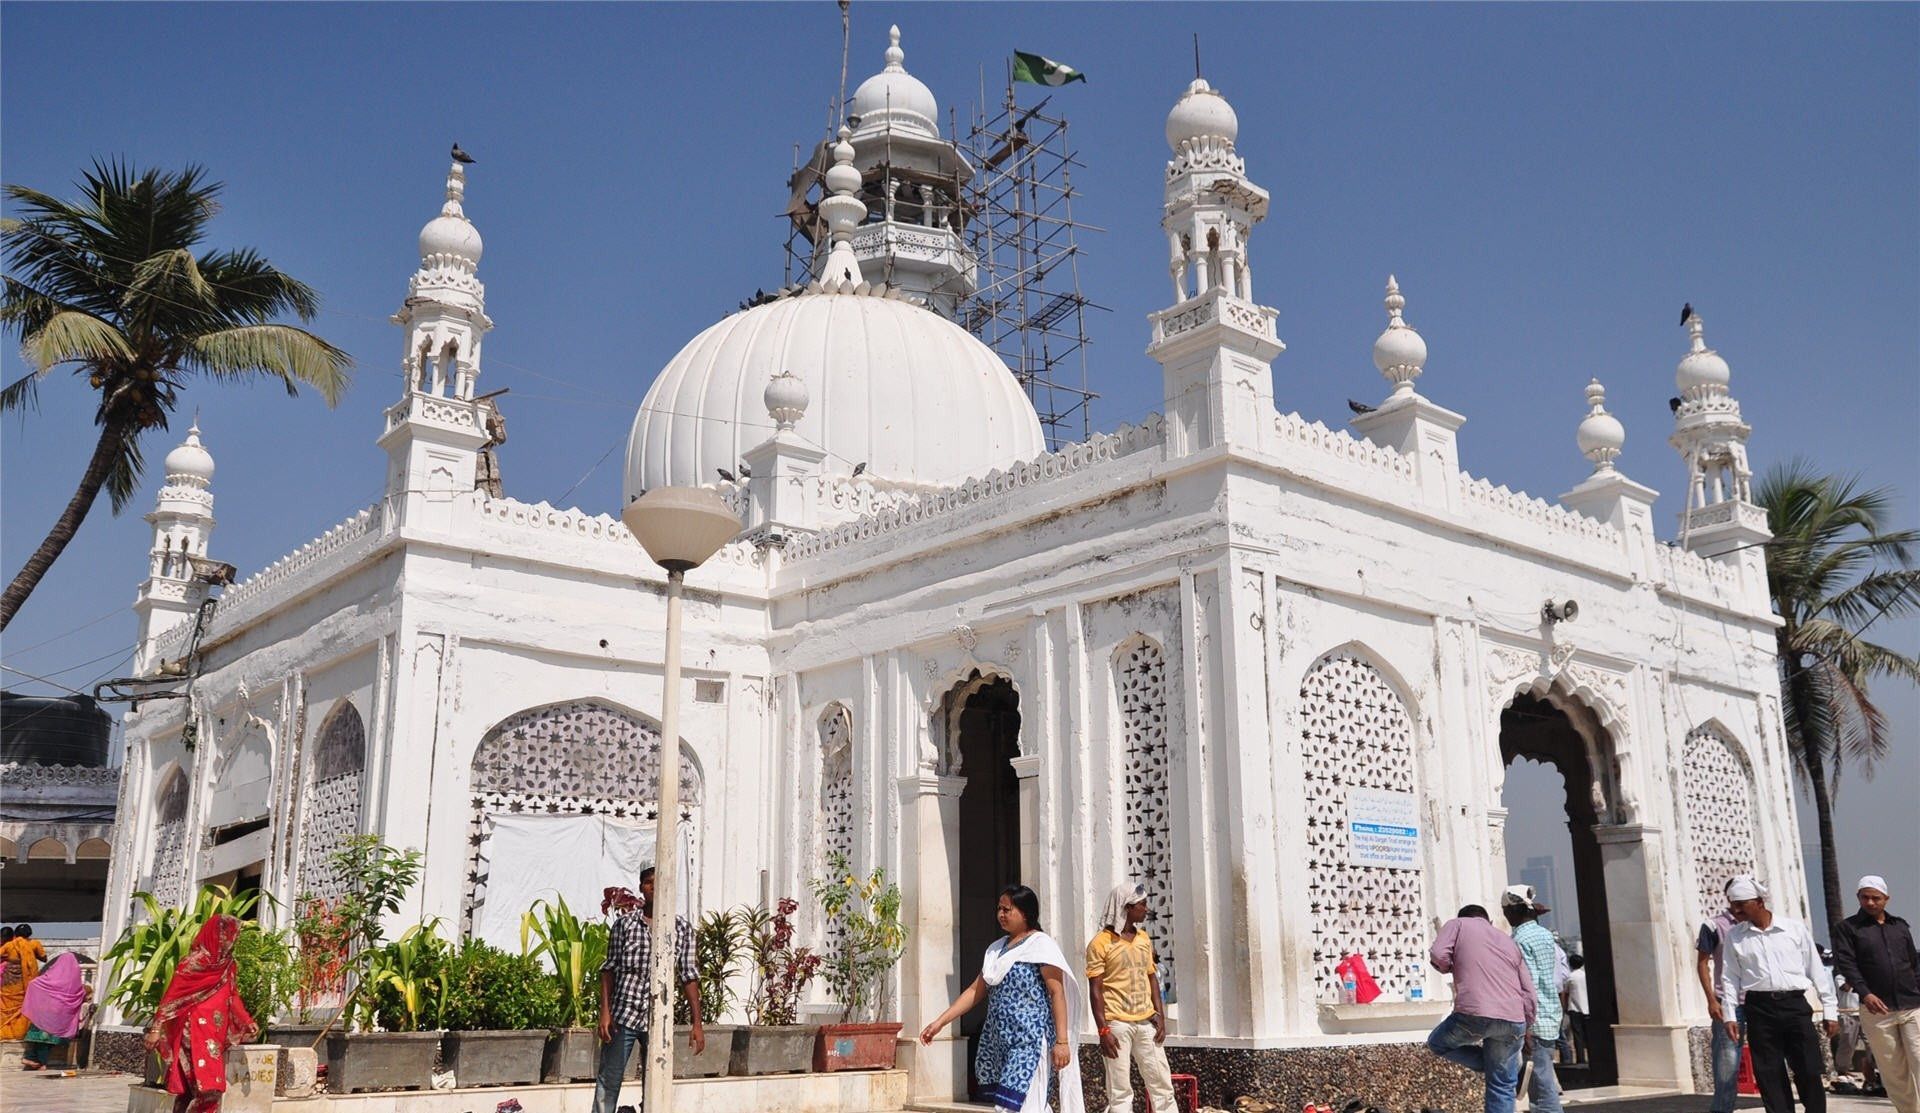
{"left": 849, "top": 26, "right": 939, "bottom": 139}
{"left": 164, "top": 422, "right": 215, "bottom": 482}
{"left": 1577, "top": 379, "right": 1626, "bottom": 470}
{"left": 419, "top": 160, "right": 483, "bottom": 266}
{"left": 1676, "top": 315, "right": 1729, "bottom": 392}
{"left": 1166, "top": 77, "right": 1239, "bottom": 152}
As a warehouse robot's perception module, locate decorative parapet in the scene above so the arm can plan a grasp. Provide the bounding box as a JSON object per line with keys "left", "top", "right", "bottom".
{"left": 153, "top": 506, "right": 385, "bottom": 661}
{"left": 1682, "top": 500, "right": 1768, "bottom": 535}
{"left": 1272, "top": 411, "right": 1417, "bottom": 481}
{"left": 1149, "top": 292, "right": 1279, "bottom": 347}
{"left": 1659, "top": 543, "right": 1741, "bottom": 593}
{"left": 0, "top": 762, "right": 120, "bottom": 797}
{"left": 475, "top": 497, "right": 763, "bottom": 570}
{"left": 783, "top": 416, "right": 1166, "bottom": 564}
{"left": 384, "top": 391, "right": 482, "bottom": 434}
{"left": 1458, "top": 470, "right": 1624, "bottom": 553}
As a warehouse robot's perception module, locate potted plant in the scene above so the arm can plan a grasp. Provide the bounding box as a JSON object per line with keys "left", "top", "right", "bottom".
{"left": 265, "top": 892, "right": 351, "bottom": 1048}
{"left": 730, "top": 897, "right": 821, "bottom": 1076}
{"left": 326, "top": 920, "right": 449, "bottom": 1092}
{"left": 98, "top": 885, "right": 267, "bottom": 1085}
{"left": 810, "top": 853, "right": 908, "bottom": 1072}
{"left": 441, "top": 939, "right": 561, "bottom": 1086}
{"left": 670, "top": 908, "right": 747, "bottom": 1078}
{"left": 522, "top": 894, "right": 611, "bottom": 1083}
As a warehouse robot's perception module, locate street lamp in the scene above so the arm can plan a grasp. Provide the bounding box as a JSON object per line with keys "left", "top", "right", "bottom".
{"left": 620, "top": 486, "right": 740, "bottom": 1113}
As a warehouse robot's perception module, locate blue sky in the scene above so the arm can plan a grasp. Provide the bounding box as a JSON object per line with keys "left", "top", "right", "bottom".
{"left": 4, "top": 3, "right": 1915, "bottom": 925}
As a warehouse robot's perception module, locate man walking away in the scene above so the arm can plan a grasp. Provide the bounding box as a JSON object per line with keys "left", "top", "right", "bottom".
{"left": 1698, "top": 881, "right": 1745, "bottom": 1113}
{"left": 1426, "top": 905, "right": 1537, "bottom": 1113}
{"left": 1564, "top": 954, "right": 1589, "bottom": 1067}
{"left": 594, "top": 866, "right": 704, "bottom": 1113}
{"left": 1503, "top": 885, "right": 1565, "bottom": 1113}
{"left": 1832, "top": 874, "right": 1920, "bottom": 1112}
{"left": 1087, "top": 881, "right": 1177, "bottom": 1113}
{"left": 1718, "top": 874, "right": 1836, "bottom": 1113}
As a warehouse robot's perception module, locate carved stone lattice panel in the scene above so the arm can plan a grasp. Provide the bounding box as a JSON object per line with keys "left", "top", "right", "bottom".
{"left": 156, "top": 769, "right": 189, "bottom": 826}
{"left": 1681, "top": 725, "right": 1757, "bottom": 920}
{"left": 1299, "top": 651, "right": 1424, "bottom": 999}
{"left": 150, "top": 820, "right": 186, "bottom": 908}
{"left": 819, "top": 706, "right": 855, "bottom": 952}
{"left": 298, "top": 771, "right": 363, "bottom": 902}
{"left": 313, "top": 702, "right": 367, "bottom": 781}
{"left": 1117, "top": 639, "right": 1176, "bottom": 993}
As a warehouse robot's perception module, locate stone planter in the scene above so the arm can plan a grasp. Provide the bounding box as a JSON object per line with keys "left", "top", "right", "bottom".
{"left": 543, "top": 1027, "right": 599, "bottom": 1083}
{"left": 443, "top": 1029, "right": 546, "bottom": 1086}
{"left": 262, "top": 1023, "right": 329, "bottom": 1050}
{"left": 674, "top": 1024, "right": 737, "bottom": 1078}
{"left": 729, "top": 1024, "right": 814, "bottom": 1076}
{"left": 813, "top": 1021, "right": 903, "bottom": 1072}
{"left": 323, "top": 1030, "right": 442, "bottom": 1092}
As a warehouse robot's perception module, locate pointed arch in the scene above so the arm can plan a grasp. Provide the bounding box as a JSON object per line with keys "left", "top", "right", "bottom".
{"left": 1679, "top": 720, "right": 1758, "bottom": 923}
{"left": 299, "top": 700, "right": 369, "bottom": 901}
{"left": 1296, "top": 645, "right": 1426, "bottom": 1000}
{"left": 149, "top": 761, "right": 190, "bottom": 907}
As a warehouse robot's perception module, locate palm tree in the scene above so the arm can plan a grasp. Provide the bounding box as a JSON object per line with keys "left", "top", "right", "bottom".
{"left": 1, "top": 161, "right": 350, "bottom": 630}
{"left": 1758, "top": 460, "right": 1920, "bottom": 929}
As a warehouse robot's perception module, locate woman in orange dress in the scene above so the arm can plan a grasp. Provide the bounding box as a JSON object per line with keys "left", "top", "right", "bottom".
{"left": 144, "top": 916, "right": 257, "bottom": 1113}
{"left": 0, "top": 924, "right": 48, "bottom": 1039}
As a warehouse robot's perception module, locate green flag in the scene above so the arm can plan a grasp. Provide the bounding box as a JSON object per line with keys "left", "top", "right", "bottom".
{"left": 1012, "top": 50, "right": 1086, "bottom": 86}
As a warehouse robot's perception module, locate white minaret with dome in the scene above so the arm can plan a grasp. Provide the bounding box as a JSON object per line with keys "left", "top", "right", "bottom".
{"left": 133, "top": 421, "right": 219, "bottom": 674}
{"left": 1668, "top": 310, "right": 1770, "bottom": 589}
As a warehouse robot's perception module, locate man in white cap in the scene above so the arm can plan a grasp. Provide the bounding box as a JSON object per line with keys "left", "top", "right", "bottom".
{"left": 1501, "top": 884, "right": 1564, "bottom": 1113}
{"left": 1832, "top": 874, "right": 1920, "bottom": 1111}
{"left": 1717, "top": 874, "right": 1836, "bottom": 1113}
{"left": 1086, "top": 880, "right": 1176, "bottom": 1113}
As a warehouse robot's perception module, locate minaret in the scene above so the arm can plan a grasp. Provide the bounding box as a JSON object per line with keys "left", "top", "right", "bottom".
{"left": 133, "top": 422, "right": 218, "bottom": 675}
{"left": 1668, "top": 311, "right": 1769, "bottom": 568}
{"left": 1146, "top": 77, "right": 1284, "bottom": 457}
{"left": 804, "top": 25, "right": 976, "bottom": 315}
{"left": 378, "top": 156, "right": 494, "bottom": 531}
{"left": 1561, "top": 380, "right": 1660, "bottom": 579}
{"left": 1350, "top": 276, "right": 1467, "bottom": 505}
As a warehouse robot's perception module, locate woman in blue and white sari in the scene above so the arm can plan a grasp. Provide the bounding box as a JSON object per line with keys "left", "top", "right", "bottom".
{"left": 920, "top": 885, "right": 1085, "bottom": 1113}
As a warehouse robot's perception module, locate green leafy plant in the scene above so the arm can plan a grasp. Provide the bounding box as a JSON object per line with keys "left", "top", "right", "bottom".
{"left": 232, "top": 926, "right": 300, "bottom": 1025}
{"left": 330, "top": 836, "right": 423, "bottom": 954}
{"left": 743, "top": 898, "right": 822, "bottom": 1026}
{"left": 812, "top": 853, "right": 907, "bottom": 1023}
{"left": 100, "top": 886, "right": 264, "bottom": 1023}
{"left": 443, "top": 940, "right": 564, "bottom": 1031}
{"left": 521, "top": 896, "right": 610, "bottom": 1030}
{"left": 353, "top": 921, "right": 452, "bottom": 1033}
{"left": 677, "top": 908, "right": 748, "bottom": 1024}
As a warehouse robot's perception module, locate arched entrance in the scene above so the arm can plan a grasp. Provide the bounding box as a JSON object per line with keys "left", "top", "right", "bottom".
{"left": 941, "top": 672, "right": 1021, "bottom": 1099}
{"left": 1500, "top": 692, "right": 1619, "bottom": 1088}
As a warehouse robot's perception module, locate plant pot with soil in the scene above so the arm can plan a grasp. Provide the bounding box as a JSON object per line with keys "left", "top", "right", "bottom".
{"left": 729, "top": 1024, "right": 816, "bottom": 1075}
{"left": 439, "top": 938, "right": 564, "bottom": 1087}
{"left": 323, "top": 1030, "right": 443, "bottom": 1093}
{"left": 543, "top": 1028, "right": 600, "bottom": 1083}
{"left": 812, "top": 1020, "right": 903, "bottom": 1072}
{"left": 810, "top": 854, "right": 909, "bottom": 1072}
{"left": 736, "top": 897, "right": 825, "bottom": 1075}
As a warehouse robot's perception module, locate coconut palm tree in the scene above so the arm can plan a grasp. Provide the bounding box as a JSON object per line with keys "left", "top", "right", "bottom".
{"left": 1, "top": 161, "right": 350, "bottom": 630}
{"left": 1758, "top": 460, "right": 1920, "bottom": 929}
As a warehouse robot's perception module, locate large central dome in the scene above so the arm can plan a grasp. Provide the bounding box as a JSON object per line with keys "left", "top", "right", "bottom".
{"left": 624, "top": 286, "right": 1045, "bottom": 497}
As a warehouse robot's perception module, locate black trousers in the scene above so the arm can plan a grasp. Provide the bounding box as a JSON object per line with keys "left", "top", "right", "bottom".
{"left": 1744, "top": 990, "right": 1826, "bottom": 1113}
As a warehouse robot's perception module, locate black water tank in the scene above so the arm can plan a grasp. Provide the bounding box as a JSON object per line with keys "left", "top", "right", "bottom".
{"left": 0, "top": 691, "right": 114, "bottom": 766}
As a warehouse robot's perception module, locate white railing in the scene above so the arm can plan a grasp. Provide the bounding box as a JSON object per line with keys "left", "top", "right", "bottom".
{"left": 1272, "top": 411, "right": 1417, "bottom": 481}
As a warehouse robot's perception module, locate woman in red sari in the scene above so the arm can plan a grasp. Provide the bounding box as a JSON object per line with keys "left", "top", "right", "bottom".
{"left": 144, "top": 915, "right": 257, "bottom": 1112}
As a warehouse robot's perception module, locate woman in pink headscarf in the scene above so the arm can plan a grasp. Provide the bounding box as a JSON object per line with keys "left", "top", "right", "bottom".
{"left": 20, "top": 952, "right": 89, "bottom": 1070}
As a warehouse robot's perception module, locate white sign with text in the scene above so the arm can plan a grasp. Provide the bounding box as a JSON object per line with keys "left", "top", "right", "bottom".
{"left": 1348, "top": 787, "right": 1421, "bottom": 869}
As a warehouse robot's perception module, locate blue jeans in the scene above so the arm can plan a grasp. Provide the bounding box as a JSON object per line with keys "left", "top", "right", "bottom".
{"left": 1527, "top": 1033, "right": 1565, "bottom": 1113}
{"left": 1428, "top": 1011, "right": 1527, "bottom": 1113}
{"left": 593, "top": 1025, "right": 647, "bottom": 1113}
{"left": 1711, "top": 1008, "right": 1744, "bottom": 1113}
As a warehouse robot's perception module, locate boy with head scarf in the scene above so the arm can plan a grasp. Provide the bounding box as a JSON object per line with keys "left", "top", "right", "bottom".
{"left": 1086, "top": 881, "right": 1176, "bottom": 1113}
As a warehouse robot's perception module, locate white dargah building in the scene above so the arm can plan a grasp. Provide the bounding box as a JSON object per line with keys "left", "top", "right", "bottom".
{"left": 104, "top": 27, "right": 1803, "bottom": 1108}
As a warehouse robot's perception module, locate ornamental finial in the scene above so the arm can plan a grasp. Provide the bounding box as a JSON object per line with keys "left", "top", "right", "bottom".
{"left": 885, "top": 24, "right": 904, "bottom": 71}
{"left": 1371, "top": 274, "right": 1427, "bottom": 396}
{"left": 1577, "top": 378, "right": 1626, "bottom": 474}
{"left": 815, "top": 125, "right": 866, "bottom": 288}
{"left": 442, "top": 161, "right": 468, "bottom": 219}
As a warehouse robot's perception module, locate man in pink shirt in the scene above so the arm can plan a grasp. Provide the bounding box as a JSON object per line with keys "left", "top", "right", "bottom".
{"left": 1425, "top": 904, "right": 1539, "bottom": 1113}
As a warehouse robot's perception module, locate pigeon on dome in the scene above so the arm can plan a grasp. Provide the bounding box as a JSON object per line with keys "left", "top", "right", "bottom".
{"left": 418, "top": 152, "right": 482, "bottom": 267}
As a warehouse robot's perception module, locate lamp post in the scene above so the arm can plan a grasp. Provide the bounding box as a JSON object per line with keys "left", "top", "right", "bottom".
{"left": 620, "top": 486, "right": 740, "bottom": 1113}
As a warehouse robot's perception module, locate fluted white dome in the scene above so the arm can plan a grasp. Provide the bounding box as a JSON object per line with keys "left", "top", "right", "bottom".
{"left": 164, "top": 425, "right": 214, "bottom": 481}
{"left": 849, "top": 26, "right": 939, "bottom": 139}
{"left": 420, "top": 213, "right": 483, "bottom": 266}
{"left": 626, "top": 289, "right": 1045, "bottom": 495}
{"left": 1166, "top": 78, "right": 1238, "bottom": 151}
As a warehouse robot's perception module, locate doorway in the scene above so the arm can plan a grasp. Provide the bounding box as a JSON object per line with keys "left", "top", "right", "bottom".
{"left": 946, "top": 674, "right": 1021, "bottom": 1099}
{"left": 1501, "top": 693, "right": 1619, "bottom": 1088}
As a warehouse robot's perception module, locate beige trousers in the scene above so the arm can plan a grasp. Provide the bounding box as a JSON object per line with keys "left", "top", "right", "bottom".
{"left": 1102, "top": 1019, "right": 1177, "bottom": 1113}
{"left": 1862, "top": 1006, "right": 1920, "bottom": 1113}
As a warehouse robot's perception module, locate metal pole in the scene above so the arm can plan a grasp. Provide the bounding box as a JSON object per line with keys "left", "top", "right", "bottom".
{"left": 643, "top": 566, "right": 686, "bottom": 1112}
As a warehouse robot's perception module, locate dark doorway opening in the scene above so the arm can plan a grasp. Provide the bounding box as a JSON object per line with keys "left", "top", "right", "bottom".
{"left": 1501, "top": 693, "right": 1619, "bottom": 1089}
{"left": 948, "top": 674, "right": 1021, "bottom": 1101}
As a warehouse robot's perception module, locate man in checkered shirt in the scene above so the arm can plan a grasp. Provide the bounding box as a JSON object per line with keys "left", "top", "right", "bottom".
{"left": 594, "top": 865, "right": 703, "bottom": 1113}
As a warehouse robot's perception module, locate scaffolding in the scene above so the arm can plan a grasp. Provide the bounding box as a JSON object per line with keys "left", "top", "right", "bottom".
{"left": 958, "top": 84, "right": 1103, "bottom": 449}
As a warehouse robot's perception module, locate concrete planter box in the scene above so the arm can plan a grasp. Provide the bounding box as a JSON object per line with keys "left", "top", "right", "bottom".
{"left": 729, "top": 1024, "right": 814, "bottom": 1076}
{"left": 262, "top": 1023, "right": 329, "bottom": 1049}
{"left": 443, "top": 1029, "right": 546, "bottom": 1086}
{"left": 675, "top": 1024, "right": 738, "bottom": 1078}
{"left": 542, "top": 1027, "right": 599, "bottom": 1082}
{"left": 323, "top": 1030, "right": 442, "bottom": 1092}
{"left": 812, "top": 1021, "right": 902, "bottom": 1072}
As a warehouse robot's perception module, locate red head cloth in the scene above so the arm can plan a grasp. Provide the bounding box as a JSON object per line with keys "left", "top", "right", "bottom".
{"left": 151, "top": 915, "right": 245, "bottom": 1050}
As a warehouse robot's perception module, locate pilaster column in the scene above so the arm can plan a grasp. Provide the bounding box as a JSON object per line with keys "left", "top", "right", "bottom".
{"left": 898, "top": 771, "right": 965, "bottom": 1101}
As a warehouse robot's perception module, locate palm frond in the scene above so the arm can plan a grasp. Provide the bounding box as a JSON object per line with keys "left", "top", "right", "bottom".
{"left": 1817, "top": 567, "right": 1920, "bottom": 630}
{"left": 186, "top": 325, "right": 351, "bottom": 404}
{"left": 103, "top": 431, "right": 146, "bottom": 513}
{"left": 0, "top": 370, "right": 40, "bottom": 413}
{"left": 23, "top": 309, "right": 133, "bottom": 372}
{"left": 129, "top": 247, "right": 216, "bottom": 308}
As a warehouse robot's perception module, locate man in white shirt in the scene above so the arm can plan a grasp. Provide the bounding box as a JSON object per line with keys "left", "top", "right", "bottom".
{"left": 1717, "top": 875, "right": 1838, "bottom": 1113}
{"left": 1564, "top": 953, "right": 1589, "bottom": 1067}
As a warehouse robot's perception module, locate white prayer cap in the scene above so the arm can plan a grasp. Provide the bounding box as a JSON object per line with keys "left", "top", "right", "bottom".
{"left": 1858, "top": 875, "right": 1890, "bottom": 897}
{"left": 1725, "top": 874, "right": 1768, "bottom": 901}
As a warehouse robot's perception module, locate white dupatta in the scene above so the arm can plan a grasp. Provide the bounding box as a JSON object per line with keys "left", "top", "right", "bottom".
{"left": 980, "top": 931, "right": 1085, "bottom": 1113}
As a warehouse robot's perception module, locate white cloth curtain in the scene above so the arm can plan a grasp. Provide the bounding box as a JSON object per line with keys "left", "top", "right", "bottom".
{"left": 472, "top": 812, "right": 694, "bottom": 952}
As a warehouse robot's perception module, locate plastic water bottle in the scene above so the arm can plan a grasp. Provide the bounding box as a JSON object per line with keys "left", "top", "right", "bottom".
{"left": 1407, "top": 962, "right": 1425, "bottom": 1001}
{"left": 1341, "top": 970, "right": 1358, "bottom": 1004}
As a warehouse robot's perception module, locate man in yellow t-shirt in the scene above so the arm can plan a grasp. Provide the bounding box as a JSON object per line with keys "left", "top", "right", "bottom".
{"left": 1087, "top": 881, "right": 1176, "bottom": 1113}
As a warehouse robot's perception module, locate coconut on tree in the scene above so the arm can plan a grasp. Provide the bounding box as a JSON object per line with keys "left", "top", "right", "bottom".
{"left": 1, "top": 161, "right": 350, "bottom": 629}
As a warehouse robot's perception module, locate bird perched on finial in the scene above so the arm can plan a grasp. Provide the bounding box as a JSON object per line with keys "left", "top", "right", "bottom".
{"left": 1680, "top": 302, "right": 1694, "bottom": 326}
{"left": 716, "top": 467, "right": 737, "bottom": 483}
{"left": 451, "top": 143, "right": 476, "bottom": 165}
{"left": 1347, "top": 399, "right": 1377, "bottom": 416}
